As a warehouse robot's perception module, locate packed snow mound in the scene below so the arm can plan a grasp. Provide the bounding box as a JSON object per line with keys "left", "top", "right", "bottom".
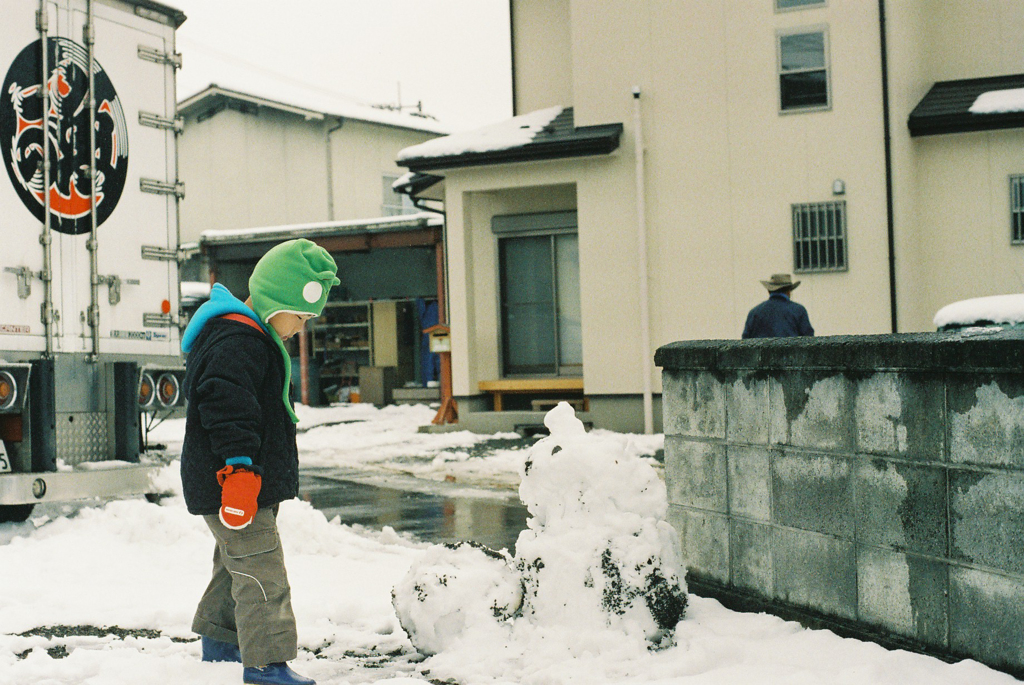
{"left": 392, "top": 541, "right": 521, "bottom": 656}
{"left": 393, "top": 402, "right": 687, "bottom": 655}
{"left": 516, "top": 402, "right": 687, "bottom": 641}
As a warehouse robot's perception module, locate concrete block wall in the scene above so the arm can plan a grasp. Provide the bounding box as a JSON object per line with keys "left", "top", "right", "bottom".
{"left": 654, "top": 333, "right": 1024, "bottom": 674}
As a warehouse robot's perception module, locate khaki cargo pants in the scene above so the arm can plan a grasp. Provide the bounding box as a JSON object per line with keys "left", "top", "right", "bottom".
{"left": 192, "top": 506, "right": 298, "bottom": 668}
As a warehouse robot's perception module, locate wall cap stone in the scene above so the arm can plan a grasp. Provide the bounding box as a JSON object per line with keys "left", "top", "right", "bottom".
{"left": 655, "top": 332, "right": 1024, "bottom": 373}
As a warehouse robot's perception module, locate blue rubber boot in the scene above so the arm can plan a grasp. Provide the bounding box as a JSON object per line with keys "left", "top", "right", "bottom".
{"left": 201, "top": 636, "right": 242, "bottom": 663}
{"left": 243, "top": 663, "right": 315, "bottom": 685}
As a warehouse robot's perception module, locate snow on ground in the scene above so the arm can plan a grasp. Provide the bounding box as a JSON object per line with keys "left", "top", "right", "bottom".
{"left": 1, "top": 404, "right": 1019, "bottom": 684}
{"left": 146, "top": 402, "right": 662, "bottom": 490}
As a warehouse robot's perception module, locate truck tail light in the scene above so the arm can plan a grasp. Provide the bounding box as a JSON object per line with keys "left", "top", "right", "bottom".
{"left": 156, "top": 373, "right": 180, "bottom": 407}
{"left": 0, "top": 371, "right": 16, "bottom": 410}
{"left": 138, "top": 372, "right": 156, "bottom": 408}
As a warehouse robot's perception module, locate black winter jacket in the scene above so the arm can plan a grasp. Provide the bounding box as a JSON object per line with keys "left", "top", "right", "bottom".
{"left": 180, "top": 317, "right": 298, "bottom": 515}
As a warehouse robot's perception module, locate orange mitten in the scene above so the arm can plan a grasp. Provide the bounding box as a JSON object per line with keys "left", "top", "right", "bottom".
{"left": 216, "top": 465, "right": 262, "bottom": 530}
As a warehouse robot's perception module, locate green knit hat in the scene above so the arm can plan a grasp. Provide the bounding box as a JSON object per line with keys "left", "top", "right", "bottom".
{"left": 249, "top": 239, "right": 340, "bottom": 322}
{"left": 249, "top": 239, "right": 340, "bottom": 423}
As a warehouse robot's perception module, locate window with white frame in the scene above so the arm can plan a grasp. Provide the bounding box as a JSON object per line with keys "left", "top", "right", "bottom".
{"left": 1012, "top": 175, "right": 1024, "bottom": 244}
{"left": 778, "top": 28, "right": 830, "bottom": 111}
{"left": 382, "top": 174, "right": 417, "bottom": 216}
{"left": 792, "top": 201, "right": 846, "bottom": 272}
{"left": 776, "top": 0, "right": 825, "bottom": 10}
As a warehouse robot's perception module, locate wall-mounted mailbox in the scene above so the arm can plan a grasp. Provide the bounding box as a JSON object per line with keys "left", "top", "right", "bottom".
{"left": 423, "top": 324, "right": 451, "bottom": 354}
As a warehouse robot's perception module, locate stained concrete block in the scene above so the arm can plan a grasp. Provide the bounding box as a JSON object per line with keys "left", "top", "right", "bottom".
{"left": 855, "top": 459, "right": 947, "bottom": 557}
{"left": 857, "top": 546, "right": 948, "bottom": 649}
{"left": 769, "top": 372, "right": 854, "bottom": 450}
{"left": 772, "top": 450, "right": 852, "bottom": 537}
{"left": 727, "top": 445, "right": 771, "bottom": 521}
{"left": 950, "top": 566, "right": 1024, "bottom": 670}
{"left": 853, "top": 372, "right": 944, "bottom": 461}
{"left": 950, "top": 470, "right": 1024, "bottom": 575}
{"left": 731, "top": 520, "right": 773, "bottom": 595}
{"left": 773, "top": 527, "right": 857, "bottom": 620}
{"left": 664, "top": 437, "right": 727, "bottom": 512}
{"left": 948, "top": 375, "right": 1024, "bottom": 468}
{"left": 726, "top": 372, "right": 770, "bottom": 444}
{"left": 667, "top": 504, "right": 729, "bottom": 584}
{"left": 662, "top": 370, "right": 726, "bottom": 439}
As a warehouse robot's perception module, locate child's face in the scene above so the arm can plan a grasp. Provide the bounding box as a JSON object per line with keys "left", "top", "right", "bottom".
{"left": 269, "top": 312, "right": 315, "bottom": 341}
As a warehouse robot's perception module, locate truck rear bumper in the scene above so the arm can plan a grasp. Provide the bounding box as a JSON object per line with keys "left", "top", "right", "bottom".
{"left": 0, "top": 465, "right": 164, "bottom": 506}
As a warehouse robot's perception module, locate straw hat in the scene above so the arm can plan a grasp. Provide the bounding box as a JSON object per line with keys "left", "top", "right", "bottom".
{"left": 760, "top": 273, "right": 800, "bottom": 292}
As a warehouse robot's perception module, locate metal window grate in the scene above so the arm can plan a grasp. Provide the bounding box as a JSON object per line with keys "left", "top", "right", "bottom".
{"left": 1012, "top": 175, "right": 1024, "bottom": 244}
{"left": 792, "top": 200, "right": 847, "bottom": 272}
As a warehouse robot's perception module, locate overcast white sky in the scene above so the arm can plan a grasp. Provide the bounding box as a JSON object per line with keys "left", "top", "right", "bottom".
{"left": 169, "top": 0, "right": 513, "bottom": 132}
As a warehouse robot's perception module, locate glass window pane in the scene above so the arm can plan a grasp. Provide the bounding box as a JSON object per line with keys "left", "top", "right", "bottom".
{"left": 500, "top": 236, "right": 556, "bottom": 374}
{"left": 555, "top": 234, "right": 582, "bottom": 367}
{"left": 780, "top": 32, "right": 825, "bottom": 71}
{"left": 781, "top": 70, "right": 828, "bottom": 109}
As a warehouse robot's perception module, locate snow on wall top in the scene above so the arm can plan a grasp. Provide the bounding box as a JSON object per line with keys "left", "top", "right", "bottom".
{"left": 933, "top": 293, "right": 1024, "bottom": 328}
{"left": 970, "top": 88, "right": 1024, "bottom": 114}
{"left": 396, "top": 106, "right": 563, "bottom": 163}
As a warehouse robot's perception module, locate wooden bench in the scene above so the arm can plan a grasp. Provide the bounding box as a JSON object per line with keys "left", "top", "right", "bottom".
{"left": 478, "top": 377, "right": 585, "bottom": 412}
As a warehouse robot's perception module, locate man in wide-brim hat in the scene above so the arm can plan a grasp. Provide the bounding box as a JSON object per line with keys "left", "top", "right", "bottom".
{"left": 742, "top": 273, "right": 815, "bottom": 338}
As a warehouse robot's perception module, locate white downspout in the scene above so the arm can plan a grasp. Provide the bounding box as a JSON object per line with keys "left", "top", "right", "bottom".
{"left": 632, "top": 87, "right": 654, "bottom": 435}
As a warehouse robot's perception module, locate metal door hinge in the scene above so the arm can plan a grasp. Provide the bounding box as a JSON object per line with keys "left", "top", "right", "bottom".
{"left": 96, "top": 275, "right": 140, "bottom": 305}
{"left": 140, "top": 178, "right": 185, "bottom": 199}
{"left": 141, "top": 245, "right": 181, "bottom": 262}
{"left": 4, "top": 266, "right": 43, "bottom": 299}
{"left": 137, "top": 45, "right": 182, "bottom": 69}
{"left": 139, "top": 111, "right": 184, "bottom": 133}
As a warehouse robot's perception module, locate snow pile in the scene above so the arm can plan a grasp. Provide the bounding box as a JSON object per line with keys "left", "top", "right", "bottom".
{"left": 933, "top": 293, "right": 1024, "bottom": 329}
{"left": 396, "top": 106, "right": 563, "bottom": 162}
{"left": 393, "top": 402, "right": 686, "bottom": 658}
{"left": 515, "top": 402, "right": 687, "bottom": 641}
{"left": 970, "top": 87, "right": 1024, "bottom": 114}
{"left": 392, "top": 542, "right": 521, "bottom": 656}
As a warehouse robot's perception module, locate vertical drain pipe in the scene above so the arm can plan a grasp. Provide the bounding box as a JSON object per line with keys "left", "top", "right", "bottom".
{"left": 38, "top": 1, "right": 55, "bottom": 357}
{"left": 86, "top": 0, "right": 101, "bottom": 360}
{"left": 632, "top": 87, "right": 654, "bottom": 435}
{"left": 878, "top": 0, "right": 898, "bottom": 333}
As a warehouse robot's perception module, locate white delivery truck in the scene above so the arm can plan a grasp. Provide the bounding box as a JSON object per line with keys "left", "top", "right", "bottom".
{"left": 0, "top": 0, "right": 187, "bottom": 522}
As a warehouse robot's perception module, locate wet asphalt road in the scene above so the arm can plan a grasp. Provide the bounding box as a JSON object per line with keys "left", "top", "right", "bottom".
{"left": 298, "top": 468, "right": 530, "bottom": 553}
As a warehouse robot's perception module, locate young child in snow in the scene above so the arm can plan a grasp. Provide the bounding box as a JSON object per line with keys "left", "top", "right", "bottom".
{"left": 179, "top": 239, "right": 339, "bottom": 685}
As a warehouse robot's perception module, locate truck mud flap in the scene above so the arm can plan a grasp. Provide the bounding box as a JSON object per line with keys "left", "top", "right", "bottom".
{"left": 0, "top": 465, "right": 164, "bottom": 506}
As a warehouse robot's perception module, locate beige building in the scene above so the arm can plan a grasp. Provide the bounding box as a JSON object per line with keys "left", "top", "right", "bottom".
{"left": 177, "top": 84, "right": 447, "bottom": 260}
{"left": 396, "top": 0, "right": 1024, "bottom": 433}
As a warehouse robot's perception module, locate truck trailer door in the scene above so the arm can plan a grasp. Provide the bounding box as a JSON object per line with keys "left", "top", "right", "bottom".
{"left": 64, "top": 1, "right": 179, "bottom": 358}
{"left": 0, "top": 1, "right": 65, "bottom": 354}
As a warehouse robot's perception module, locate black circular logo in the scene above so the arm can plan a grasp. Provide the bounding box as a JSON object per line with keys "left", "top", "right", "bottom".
{"left": 1, "top": 38, "right": 129, "bottom": 235}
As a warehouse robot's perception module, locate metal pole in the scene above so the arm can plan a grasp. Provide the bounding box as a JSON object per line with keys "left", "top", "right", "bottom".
{"left": 86, "top": 0, "right": 101, "bottom": 360}
{"left": 38, "top": 1, "right": 54, "bottom": 358}
{"left": 632, "top": 87, "right": 654, "bottom": 435}
{"left": 298, "top": 326, "right": 310, "bottom": 405}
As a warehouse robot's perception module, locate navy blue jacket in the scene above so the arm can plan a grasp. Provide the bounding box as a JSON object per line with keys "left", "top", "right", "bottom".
{"left": 742, "top": 293, "right": 814, "bottom": 339}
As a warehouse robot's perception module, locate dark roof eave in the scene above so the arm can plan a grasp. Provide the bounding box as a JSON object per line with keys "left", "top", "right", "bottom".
{"left": 402, "top": 124, "right": 623, "bottom": 172}
{"left": 909, "top": 112, "right": 1024, "bottom": 137}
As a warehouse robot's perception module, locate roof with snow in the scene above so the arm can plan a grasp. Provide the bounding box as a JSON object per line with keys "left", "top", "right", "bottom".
{"left": 396, "top": 106, "right": 623, "bottom": 171}
{"left": 178, "top": 84, "right": 450, "bottom": 136}
{"left": 909, "top": 73, "right": 1024, "bottom": 137}
{"left": 199, "top": 213, "right": 443, "bottom": 247}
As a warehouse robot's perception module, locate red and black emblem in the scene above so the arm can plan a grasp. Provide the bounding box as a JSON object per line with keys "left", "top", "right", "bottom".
{"left": 1, "top": 37, "right": 128, "bottom": 235}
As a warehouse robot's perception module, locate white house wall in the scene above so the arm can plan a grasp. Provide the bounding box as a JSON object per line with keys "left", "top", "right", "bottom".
{"left": 440, "top": 0, "right": 1024, "bottom": 410}
{"left": 328, "top": 119, "right": 439, "bottom": 219}
{"left": 179, "top": 108, "right": 330, "bottom": 240}
{"left": 180, "top": 108, "right": 440, "bottom": 242}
